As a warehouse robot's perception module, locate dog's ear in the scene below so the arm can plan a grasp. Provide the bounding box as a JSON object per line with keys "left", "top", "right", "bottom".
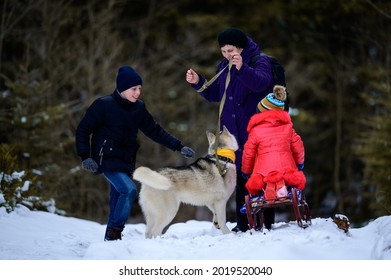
{"left": 206, "top": 131, "right": 215, "bottom": 144}
{"left": 222, "top": 125, "right": 229, "bottom": 135}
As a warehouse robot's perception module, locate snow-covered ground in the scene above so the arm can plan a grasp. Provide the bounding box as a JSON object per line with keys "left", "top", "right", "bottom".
{"left": 0, "top": 206, "right": 390, "bottom": 279}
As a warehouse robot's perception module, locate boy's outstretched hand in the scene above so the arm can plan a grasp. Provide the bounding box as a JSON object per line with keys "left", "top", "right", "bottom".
{"left": 180, "top": 146, "right": 195, "bottom": 159}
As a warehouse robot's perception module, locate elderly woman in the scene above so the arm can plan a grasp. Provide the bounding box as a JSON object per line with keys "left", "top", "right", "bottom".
{"left": 186, "top": 27, "right": 275, "bottom": 232}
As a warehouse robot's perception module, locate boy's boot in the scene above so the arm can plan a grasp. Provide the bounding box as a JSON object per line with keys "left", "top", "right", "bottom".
{"left": 104, "top": 226, "right": 123, "bottom": 241}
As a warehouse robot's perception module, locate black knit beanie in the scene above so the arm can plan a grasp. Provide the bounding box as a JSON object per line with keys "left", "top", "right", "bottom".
{"left": 217, "top": 28, "right": 248, "bottom": 48}
{"left": 116, "top": 66, "right": 143, "bottom": 93}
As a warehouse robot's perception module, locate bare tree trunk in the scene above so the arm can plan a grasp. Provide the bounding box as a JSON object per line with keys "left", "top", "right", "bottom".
{"left": 334, "top": 70, "right": 344, "bottom": 213}
{"left": 0, "top": 0, "right": 7, "bottom": 77}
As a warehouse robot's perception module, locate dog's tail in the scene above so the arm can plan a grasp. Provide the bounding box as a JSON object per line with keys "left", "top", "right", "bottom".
{"left": 133, "top": 167, "right": 173, "bottom": 190}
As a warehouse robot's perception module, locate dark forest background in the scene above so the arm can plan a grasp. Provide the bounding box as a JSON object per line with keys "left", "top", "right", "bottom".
{"left": 1, "top": 0, "right": 390, "bottom": 227}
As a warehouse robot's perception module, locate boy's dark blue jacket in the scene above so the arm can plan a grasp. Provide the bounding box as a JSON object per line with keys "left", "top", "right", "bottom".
{"left": 75, "top": 90, "right": 183, "bottom": 175}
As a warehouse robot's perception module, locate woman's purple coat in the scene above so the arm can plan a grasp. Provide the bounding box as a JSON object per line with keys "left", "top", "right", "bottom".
{"left": 192, "top": 37, "right": 274, "bottom": 169}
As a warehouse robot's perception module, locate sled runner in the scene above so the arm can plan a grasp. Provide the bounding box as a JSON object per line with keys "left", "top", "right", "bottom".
{"left": 244, "top": 187, "right": 311, "bottom": 233}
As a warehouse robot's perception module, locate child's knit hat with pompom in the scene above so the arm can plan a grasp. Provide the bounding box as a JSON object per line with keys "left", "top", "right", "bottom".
{"left": 257, "top": 85, "right": 287, "bottom": 113}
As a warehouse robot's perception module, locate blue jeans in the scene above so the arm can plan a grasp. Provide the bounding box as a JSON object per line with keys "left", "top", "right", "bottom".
{"left": 103, "top": 172, "right": 137, "bottom": 229}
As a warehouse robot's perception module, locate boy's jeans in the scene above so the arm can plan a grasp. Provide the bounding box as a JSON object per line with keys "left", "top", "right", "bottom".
{"left": 103, "top": 172, "right": 137, "bottom": 229}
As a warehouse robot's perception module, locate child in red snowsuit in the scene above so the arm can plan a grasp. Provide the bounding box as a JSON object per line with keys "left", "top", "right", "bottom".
{"left": 241, "top": 85, "right": 306, "bottom": 202}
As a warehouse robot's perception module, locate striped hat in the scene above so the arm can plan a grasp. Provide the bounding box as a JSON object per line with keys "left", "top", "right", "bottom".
{"left": 257, "top": 85, "right": 287, "bottom": 112}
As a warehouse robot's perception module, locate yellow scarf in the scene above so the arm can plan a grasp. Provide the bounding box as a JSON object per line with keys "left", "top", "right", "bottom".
{"left": 216, "top": 148, "right": 236, "bottom": 163}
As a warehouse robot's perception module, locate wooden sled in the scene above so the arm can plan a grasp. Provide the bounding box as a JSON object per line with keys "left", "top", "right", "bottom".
{"left": 244, "top": 187, "right": 311, "bottom": 233}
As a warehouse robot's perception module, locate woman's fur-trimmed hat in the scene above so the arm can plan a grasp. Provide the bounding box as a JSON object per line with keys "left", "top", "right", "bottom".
{"left": 217, "top": 27, "right": 248, "bottom": 48}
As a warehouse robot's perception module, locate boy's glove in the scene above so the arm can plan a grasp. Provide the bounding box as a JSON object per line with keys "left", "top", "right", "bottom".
{"left": 180, "top": 146, "right": 195, "bottom": 159}
{"left": 297, "top": 163, "right": 304, "bottom": 170}
{"left": 82, "top": 158, "right": 99, "bottom": 173}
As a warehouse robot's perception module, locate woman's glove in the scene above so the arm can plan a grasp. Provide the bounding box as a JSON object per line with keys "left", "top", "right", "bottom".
{"left": 180, "top": 146, "right": 195, "bottom": 159}
{"left": 242, "top": 172, "right": 251, "bottom": 180}
{"left": 82, "top": 158, "right": 99, "bottom": 173}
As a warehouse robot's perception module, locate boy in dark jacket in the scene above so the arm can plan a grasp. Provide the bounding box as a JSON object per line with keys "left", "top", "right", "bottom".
{"left": 76, "top": 66, "right": 194, "bottom": 241}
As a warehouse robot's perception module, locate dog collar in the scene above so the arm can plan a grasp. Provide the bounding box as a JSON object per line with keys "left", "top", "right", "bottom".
{"left": 206, "top": 150, "right": 235, "bottom": 164}
{"left": 216, "top": 148, "right": 236, "bottom": 163}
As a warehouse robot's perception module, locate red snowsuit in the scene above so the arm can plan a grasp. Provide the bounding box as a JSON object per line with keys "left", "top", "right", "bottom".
{"left": 241, "top": 110, "right": 306, "bottom": 198}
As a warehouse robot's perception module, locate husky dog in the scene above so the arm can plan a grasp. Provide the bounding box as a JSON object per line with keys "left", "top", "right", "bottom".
{"left": 133, "top": 126, "right": 238, "bottom": 239}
